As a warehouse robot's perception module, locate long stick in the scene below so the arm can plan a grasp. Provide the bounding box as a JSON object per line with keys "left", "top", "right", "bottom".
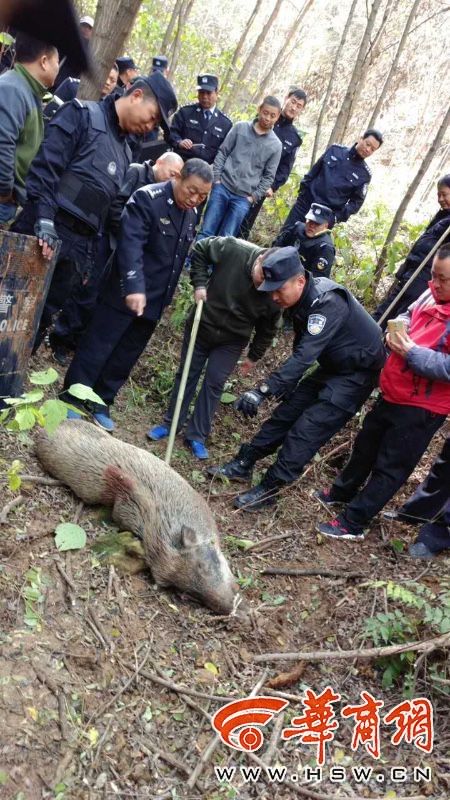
{"left": 254, "top": 631, "right": 450, "bottom": 663}
{"left": 165, "top": 299, "right": 203, "bottom": 465}
{"left": 378, "top": 220, "right": 450, "bottom": 326}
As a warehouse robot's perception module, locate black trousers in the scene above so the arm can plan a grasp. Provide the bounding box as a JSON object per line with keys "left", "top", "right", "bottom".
{"left": 13, "top": 206, "right": 101, "bottom": 350}
{"left": 400, "top": 437, "right": 450, "bottom": 523}
{"left": 163, "top": 327, "right": 244, "bottom": 443}
{"left": 277, "top": 190, "right": 311, "bottom": 238}
{"left": 372, "top": 270, "right": 430, "bottom": 329}
{"left": 51, "top": 234, "right": 112, "bottom": 350}
{"left": 330, "top": 399, "right": 446, "bottom": 530}
{"left": 238, "top": 197, "right": 265, "bottom": 240}
{"left": 245, "top": 368, "right": 378, "bottom": 484}
{"left": 64, "top": 302, "right": 157, "bottom": 405}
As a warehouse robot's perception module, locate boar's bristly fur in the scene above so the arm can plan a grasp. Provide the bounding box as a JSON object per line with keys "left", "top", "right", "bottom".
{"left": 35, "top": 420, "right": 238, "bottom": 613}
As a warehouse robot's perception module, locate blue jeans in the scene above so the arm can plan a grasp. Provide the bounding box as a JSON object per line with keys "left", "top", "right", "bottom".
{"left": 199, "top": 183, "right": 251, "bottom": 238}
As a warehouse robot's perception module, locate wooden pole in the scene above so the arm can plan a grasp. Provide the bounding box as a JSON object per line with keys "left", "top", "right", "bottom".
{"left": 164, "top": 299, "right": 203, "bottom": 465}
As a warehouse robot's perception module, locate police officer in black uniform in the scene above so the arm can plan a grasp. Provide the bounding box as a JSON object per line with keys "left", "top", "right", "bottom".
{"left": 13, "top": 71, "right": 177, "bottom": 352}
{"left": 274, "top": 202, "right": 335, "bottom": 278}
{"left": 279, "top": 129, "right": 383, "bottom": 235}
{"left": 62, "top": 159, "right": 213, "bottom": 431}
{"left": 239, "top": 87, "right": 306, "bottom": 239}
{"left": 208, "top": 247, "right": 385, "bottom": 512}
{"left": 373, "top": 174, "right": 450, "bottom": 326}
{"left": 168, "top": 74, "right": 232, "bottom": 164}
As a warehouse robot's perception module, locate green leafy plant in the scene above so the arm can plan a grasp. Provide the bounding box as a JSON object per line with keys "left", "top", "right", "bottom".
{"left": 21, "top": 567, "right": 47, "bottom": 631}
{"left": 171, "top": 275, "right": 194, "bottom": 330}
{"left": 363, "top": 579, "right": 450, "bottom": 693}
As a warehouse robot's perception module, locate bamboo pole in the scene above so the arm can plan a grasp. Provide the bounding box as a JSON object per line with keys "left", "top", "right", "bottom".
{"left": 164, "top": 299, "right": 203, "bottom": 465}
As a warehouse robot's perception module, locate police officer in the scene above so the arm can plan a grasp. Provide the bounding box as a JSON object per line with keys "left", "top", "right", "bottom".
{"left": 274, "top": 202, "right": 335, "bottom": 278}
{"left": 208, "top": 247, "right": 385, "bottom": 512}
{"left": 168, "top": 74, "right": 232, "bottom": 164}
{"left": 279, "top": 129, "right": 383, "bottom": 234}
{"left": 373, "top": 174, "right": 450, "bottom": 326}
{"left": 48, "top": 151, "right": 184, "bottom": 363}
{"left": 62, "top": 159, "right": 213, "bottom": 431}
{"left": 13, "top": 72, "right": 178, "bottom": 352}
{"left": 239, "top": 87, "right": 306, "bottom": 239}
{"left": 152, "top": 55, "right": 169, "bottom": 76}
{"left": 115, "top": 56, "right": 139, "bottom": 90}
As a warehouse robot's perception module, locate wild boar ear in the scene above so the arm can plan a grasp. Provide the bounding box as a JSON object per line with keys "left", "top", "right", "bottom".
{"left": 181, "top": 525, "right": 200, "bottom": 548}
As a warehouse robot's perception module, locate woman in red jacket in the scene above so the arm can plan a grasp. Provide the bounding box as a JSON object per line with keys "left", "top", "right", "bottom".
{"left": 316, "top": 245, "right": 450, "bottom": 541}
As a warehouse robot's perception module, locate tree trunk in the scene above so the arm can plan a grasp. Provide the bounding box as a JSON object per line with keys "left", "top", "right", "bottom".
{"left": 160, "top": 0, "right": 184, "bottom": 55}
{"left": 327, "top": 0, "right": 383, "bottom": 146}
{"left": 222, "top": 0, "right": 284, "bottom": 114}
{"left": 375, "top": 103, "right": 450, "bottom": 279}
{"left": 251, "top": 0, "right": 315, "bottom": 104}
{"left": 367, "top": 0, "right": 421, "bottom": 129}
{"left": 169, "top": 0, "right": 195, "bottom": 76}
{"left": 310, "top": 0, "right": 358, "bottom": 167}
{"left": 78, "top": 0, "right": 143, "bottom": 100}
{"left": 220, "top": 0, "right": 264, "bottom": 96}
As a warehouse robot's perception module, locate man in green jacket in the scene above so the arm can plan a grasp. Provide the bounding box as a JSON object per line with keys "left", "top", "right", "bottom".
{"left": 147, "top": 236, "right": 282, "bottom": 459}
{"left": 0, "top": 33, "right": 59, "bottom": 224}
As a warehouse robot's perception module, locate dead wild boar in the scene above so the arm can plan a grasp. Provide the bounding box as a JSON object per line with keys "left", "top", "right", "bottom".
{"left": 35, "top": 420, "right": 238, "bottom": 613}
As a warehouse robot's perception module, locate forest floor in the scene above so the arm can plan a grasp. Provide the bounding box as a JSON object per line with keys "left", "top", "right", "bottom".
{"left": 0, "top": 306, "right": 449, "bottom": 800}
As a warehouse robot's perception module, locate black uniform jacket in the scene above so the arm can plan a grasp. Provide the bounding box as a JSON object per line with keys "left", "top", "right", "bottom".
{"left": 168, "top": 103, "right": 232, "bottom": 163}
{"left": 301, "top": 144, "right": 371, "bottom": 222}
{"left": 274, "top": 221, "right": 335, "bottom": 278}
{"left": 103, "top": 180, "right": 196, "bottom": 321}
{"left": 272, "top": 115, "right": 303, "bottom": 191}
{"left": 266, "top": 275, "right": 385, "bottom": 408}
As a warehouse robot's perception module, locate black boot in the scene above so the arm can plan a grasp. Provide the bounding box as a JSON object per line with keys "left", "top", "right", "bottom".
{"left": 208, "top": 444, "right": 256, "bottom": 482}
{"left": 234, "top": 474, "right": 285, "bottom": 512}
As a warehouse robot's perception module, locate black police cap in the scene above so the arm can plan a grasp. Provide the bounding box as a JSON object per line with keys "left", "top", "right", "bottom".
{"left": 116, "top": 56, "right": 138, "bottom": 72}
{"left": 133, "top": 71, "right": 178, "bottom": 134}
{"left": 152, "top": 55, "right": 168, "bottom": 72}
{"left": 258, "top": 247, "right": 303, "bottom": 292}
{"left": 1, "top": 0, "right": 91, "bottom": 75}
{"left": 197, "top": 74, "right": 218, "bottom": 92}
{"left": 305, "top": 203, "right": 334, "bottom": 225}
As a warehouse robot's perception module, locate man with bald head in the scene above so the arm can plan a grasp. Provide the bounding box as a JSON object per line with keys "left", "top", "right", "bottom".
{"left": 49, "top": 150, "right": 185, "bottom": 363}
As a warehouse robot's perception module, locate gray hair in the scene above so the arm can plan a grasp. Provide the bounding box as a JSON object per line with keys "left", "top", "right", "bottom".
{"left": 180, "top": 158, "right": 213, "bottom": 183}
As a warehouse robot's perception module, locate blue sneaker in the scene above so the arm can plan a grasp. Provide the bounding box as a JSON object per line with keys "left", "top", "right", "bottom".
{"left": 147, "top": 424, "right": 170, "bottom": 441}
{"left": 186, "top": 439, "right": 208, "bottom": 459}
{"left": 93, "top": 409, "right": 115, "bottom": 432}
{"left": 66, "top": 408, "right": 82, "bottom": 420}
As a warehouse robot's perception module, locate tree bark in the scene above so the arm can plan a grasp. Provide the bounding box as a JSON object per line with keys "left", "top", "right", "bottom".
{"left": 251, "top": 0, "right": 315, "bottom": 104}
{"left": 78, "top": 0, "right": 143, "bottom": 100}
{"left": 310, "top": 0, "right": 358, "bottom": 167}
{"left": 220, "top": 0, "right": 264, "bottom": 96}
{"left": 367, "top": 0, "right": 421, "bottom": 129}
{"left": 375, "top": 102, "right": 450, "bottom": 279}
{"left": 222, "top": 0, "right": 284, "bottom": 115}
{"left": 327, "top": 0, "right": 383, "bottom": 146}
{"left": 169, "top": 0, "right": 195, "bottom": 76}
{"left": 160, "top": 0, "right": 184, "bottom": 55}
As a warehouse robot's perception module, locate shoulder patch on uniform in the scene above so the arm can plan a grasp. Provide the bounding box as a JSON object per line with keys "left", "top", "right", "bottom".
{"left": 316, "top": 258, "right": 328, "bottom": 271}
{"left": 147, "top": 187, "right": 164, "bottom": 199}
{"left": 73, "top": 98, "right": 85, "bottom": 108}
{"left": 331, "top": 143, "right": 346, "bottom": 149}
{"left": 363, "top": 162, "right": 372, "bottom": 176}
{"left": 307, "top": 313, "right": 327, "bottom": 335}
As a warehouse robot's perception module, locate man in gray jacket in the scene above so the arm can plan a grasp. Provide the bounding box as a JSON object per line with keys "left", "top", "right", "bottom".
{"left": 197, "top": 96, "right": 282, "bottom": 239}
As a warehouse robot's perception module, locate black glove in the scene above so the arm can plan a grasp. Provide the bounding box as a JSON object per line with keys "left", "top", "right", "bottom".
{"left": 234, "top": 389, "right": 266, "bottom": 418}
{"left": 34, "top": 218, "right": 59, "bottom": 249}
